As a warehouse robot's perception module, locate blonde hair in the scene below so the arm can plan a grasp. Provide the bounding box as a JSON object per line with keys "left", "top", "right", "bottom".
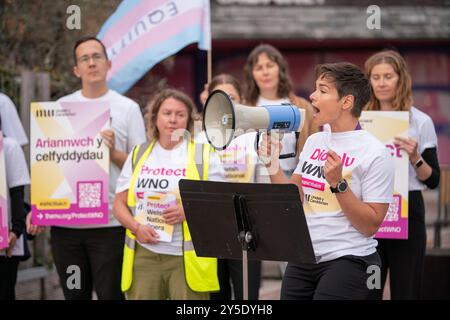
{"left": 365, "top": 50, "right": 413, "bottom": 111}
{"left": 145, "top": 88, "right": 199, "bottom": 141}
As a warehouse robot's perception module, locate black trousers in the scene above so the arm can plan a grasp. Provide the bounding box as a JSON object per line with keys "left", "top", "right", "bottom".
{"left": 368, "top": 191, "right": 426, "bottom": 300}
{"left": 50, "top": 226, "right": 125, "bottom": 300}
{"left": 0, "top": 257, "right": 20, "bottom": 300}
{"left": 211, "top": 259, "right": 261, "bottom": 300}
{"left": 281, "top": 252, "right": 380, "bottom": 300}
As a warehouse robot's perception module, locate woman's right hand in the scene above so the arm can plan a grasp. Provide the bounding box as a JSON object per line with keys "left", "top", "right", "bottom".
{"left": 26, "top": 212, "right": 45, "bottom": 236}
{"left": 258, "top": 133, "right": 282, "bottom": 173}
{"left": 135, "top": 224, "right": 160, "bottom": 244}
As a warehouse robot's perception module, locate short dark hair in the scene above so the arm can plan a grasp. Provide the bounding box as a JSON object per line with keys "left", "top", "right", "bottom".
{"left": 315, "top": 62, "right": 371, "bottom": 118}
{"left": 73, "top": 36, "right": 108, "bottom": 65}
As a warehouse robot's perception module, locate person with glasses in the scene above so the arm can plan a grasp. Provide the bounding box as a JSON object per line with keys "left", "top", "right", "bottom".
{"left": 46, "top": 36, "right": 147, "bottom": 300}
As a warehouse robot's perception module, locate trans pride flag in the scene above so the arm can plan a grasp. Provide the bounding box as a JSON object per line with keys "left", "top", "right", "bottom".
{"left": 97, "top": 0, "right": 211, "bottom": 93}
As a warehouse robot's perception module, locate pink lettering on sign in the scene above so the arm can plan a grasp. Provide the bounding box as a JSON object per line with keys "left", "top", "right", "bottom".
{"left": 221, "top": 144, "right": 242, "bottom": 152}
{"left": 386, "top": 144, "right": 403, "bottom": 158}
{"left": 310, "top": 149, "right": 356, "bottom": 167}
{"left": 140, "top": 166, "right": 186, "bottom": 177}
{"left": 301, "top": 177, "right": 325, "bottom": 191}
{"left": 136, "top": 192, "right": 144, "bottom": 200}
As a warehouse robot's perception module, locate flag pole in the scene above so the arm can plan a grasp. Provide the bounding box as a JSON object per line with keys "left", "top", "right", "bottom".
{"left": 207, "top": 49, "right": 212, "bottom": 83}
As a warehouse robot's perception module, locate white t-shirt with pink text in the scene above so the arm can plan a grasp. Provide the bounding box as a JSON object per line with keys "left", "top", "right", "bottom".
{"left": 116, "top": 140, "right": 224, "bottom": 256}
{"left": 294, "top": 130, "right": 394, "bottom": 263}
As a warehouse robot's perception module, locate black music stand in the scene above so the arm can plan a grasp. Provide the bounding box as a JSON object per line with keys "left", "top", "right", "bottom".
{"left": 179, "top": 179, "right": 315, "bottom": 300}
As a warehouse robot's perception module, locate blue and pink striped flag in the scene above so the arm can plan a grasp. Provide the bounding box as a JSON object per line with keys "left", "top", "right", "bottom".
{"left": 97, "top": 0, "right": 211, "bottom": 93}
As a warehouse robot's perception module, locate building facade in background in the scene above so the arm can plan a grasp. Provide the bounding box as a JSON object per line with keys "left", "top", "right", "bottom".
{"left": 128, "top": 0, "right": 450, "bottom": 164}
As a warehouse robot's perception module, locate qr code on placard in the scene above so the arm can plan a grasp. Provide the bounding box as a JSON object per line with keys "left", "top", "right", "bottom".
{"left": 386, "top": 195, "right": 401, "bottom": 222}
{"left": 78, "top": 182, "right": 102, "bottom": 208}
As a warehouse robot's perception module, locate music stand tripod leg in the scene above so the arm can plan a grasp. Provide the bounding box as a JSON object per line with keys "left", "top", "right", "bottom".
{"left": 235, "top": 194, "right": 256, "bottom": 301}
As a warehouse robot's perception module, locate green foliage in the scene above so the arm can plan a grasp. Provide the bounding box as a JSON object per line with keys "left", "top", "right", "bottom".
{"left": 0, "top": 0, "right": 121, "bottom": 99}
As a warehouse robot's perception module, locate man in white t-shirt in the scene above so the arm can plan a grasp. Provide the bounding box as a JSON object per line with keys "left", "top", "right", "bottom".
{"left": 260, "top": 62, "right": 394, "bottom": 300}
{"left": 49, "top": 36, "right": 146, "bottom": 300}
{"left": 0, "top": 93, "right": 28, "bottom": 146}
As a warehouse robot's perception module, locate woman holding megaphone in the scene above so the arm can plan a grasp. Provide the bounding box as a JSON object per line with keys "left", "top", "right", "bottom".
{"left": 260, "top": 62, "right": 395, "bottom": 300}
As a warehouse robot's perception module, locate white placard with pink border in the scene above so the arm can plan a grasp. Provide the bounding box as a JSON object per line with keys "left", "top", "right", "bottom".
{"left": 30, "top": 101, "right": 110, "bottom": 226}
{"left": 360, "top": 111, "right": 409, "bottom": 239}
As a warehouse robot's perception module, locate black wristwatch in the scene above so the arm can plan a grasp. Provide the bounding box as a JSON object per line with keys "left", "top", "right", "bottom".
{"left": 330, "top": 179, "right": 348, "bottom": 193}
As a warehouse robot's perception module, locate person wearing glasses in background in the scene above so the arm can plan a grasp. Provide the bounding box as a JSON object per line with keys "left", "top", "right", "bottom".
{"left": 46, "top": 36, "right": 146, "bottom": 300}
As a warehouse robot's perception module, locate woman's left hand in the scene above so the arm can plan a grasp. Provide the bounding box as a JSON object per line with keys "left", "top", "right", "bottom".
{"left": 394, "top": 137, "right": 420, "bottom": 164}
{"left": 163, "top": 204, "right": 185, "bottom": 225}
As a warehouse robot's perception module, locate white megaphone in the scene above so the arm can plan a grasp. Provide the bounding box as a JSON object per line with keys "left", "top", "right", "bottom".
{"left": 203, "top": 89, "right": 306, "bottom": 151}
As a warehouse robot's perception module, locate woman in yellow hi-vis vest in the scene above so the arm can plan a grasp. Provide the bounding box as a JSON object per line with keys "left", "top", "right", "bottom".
{"left": 113, "top": 89, "right": 223, "bottom": 300}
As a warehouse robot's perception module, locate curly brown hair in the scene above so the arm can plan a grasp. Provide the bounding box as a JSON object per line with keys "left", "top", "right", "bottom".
{"left": 364, "top": 50, "right": 413, "bottom": 111}
{"left": 243, "top": 44, "right": 292, "bottom": 106}
{"left": 145, "top": 88, "right": 200, "bottom": 141}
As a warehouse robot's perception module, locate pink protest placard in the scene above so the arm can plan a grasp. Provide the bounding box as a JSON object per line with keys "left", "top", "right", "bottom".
{"left": 30, "top": 101, "right": 110, "bottom": 226}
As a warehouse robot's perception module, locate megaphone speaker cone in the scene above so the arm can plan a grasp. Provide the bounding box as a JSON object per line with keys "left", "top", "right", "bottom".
{"left": 203, "top": 90, "right": 235, "bottom": 150}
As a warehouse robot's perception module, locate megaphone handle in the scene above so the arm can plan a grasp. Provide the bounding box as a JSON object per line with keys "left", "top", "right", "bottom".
{"left": 256, "top": 131, "right": 272, "bottom": 165}
{"left": 263, "top": 131, "right": 297, "bottom": 160}
{"left": 278, "top": 132, "right": 299, "bottom": 159}
{"left": 256, "top": 131, "right": 294, "bottom": 164}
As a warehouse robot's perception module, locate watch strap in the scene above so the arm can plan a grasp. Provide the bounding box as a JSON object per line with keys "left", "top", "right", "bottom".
{"left": 330, "top": 179, "right": 347, "bottom": 193}
{"left": 414, "top": 157, "right": 424, "bottom": 169}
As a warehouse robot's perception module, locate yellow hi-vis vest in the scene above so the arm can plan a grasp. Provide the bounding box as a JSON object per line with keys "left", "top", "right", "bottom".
{"left": 121, "top": 139, "right": 219, "bottom": 293}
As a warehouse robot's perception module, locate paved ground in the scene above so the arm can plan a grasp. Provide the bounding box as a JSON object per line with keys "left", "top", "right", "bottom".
{"left": 16, "top": 189, "right": 449, "bottom": 300}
